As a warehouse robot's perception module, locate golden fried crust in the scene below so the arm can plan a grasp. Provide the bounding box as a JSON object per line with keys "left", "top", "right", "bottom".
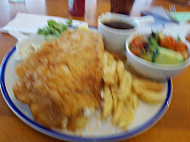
{"left": 13, "top": 29, "right": 104, "bottom": 129}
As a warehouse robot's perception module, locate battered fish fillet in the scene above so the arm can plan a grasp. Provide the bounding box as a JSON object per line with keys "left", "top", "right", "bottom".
{"left": 13, "top": 29, "right": 104, "bottom": 129}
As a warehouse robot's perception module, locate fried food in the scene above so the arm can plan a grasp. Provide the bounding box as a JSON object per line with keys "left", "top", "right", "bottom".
{"left": 102, "top": 52, "right": 137, "bottom": 130}
{"left": 13, "top": 29, "right": 104, "bottom": 130}
{"left": 117, "top": 70, "right": 132, "bottom": 100}
{"left": 132, "top": 78, "right": 165, "bottom": 103}
{"left": 103, "top": 86, "right": 113, "bottom": 118}
{"left": 102, "top": 51, "right": 165, "bottom": 130}
{"left": 103, "top": 51, "right": 117, "bottom": 85}
{"left": 106, "top": 49, "right": 127, "bottom": 61}
{"left": 131, "top": 93, "right": 139, "bottom": 110}
{"left": 112, "top": 101, "right": 124, "bottom": 124}
{"left": 13, "top": 28, "right": 166, "bottom": 133}
{"left": 118, "top": 106, "right": 134, "bottom": 129}
{"left": 138, "top": 90, "right": 166, "bottom": 103}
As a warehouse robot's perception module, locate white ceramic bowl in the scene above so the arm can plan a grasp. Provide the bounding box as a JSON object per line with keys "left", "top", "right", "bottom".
{"left": 98, "top": 12, "right": 154, "bottom": 53}
{"left": 125, "top": 31, "right": 190, "bottom": 80}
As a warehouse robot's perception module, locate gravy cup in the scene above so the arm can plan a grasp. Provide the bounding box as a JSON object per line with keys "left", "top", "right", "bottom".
{"left": 98, "top": 12, "right": 154, "bottom": 53}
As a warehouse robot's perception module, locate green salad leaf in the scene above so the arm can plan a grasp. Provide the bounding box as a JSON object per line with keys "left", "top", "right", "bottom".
{"left": 37, "top": 19, "right": 73, "bottom": 40}
{"left": 177, "top": 34, "right": 181, "bottom": 41}
{"left": 152, "top": 47, "right": 159, "bottom": 62}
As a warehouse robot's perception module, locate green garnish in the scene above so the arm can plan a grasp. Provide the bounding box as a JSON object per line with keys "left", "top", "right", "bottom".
{"left": 177, "top": 35, "right": 181, "bottom": 41}
{"left": 37, "top": 19, "right": 73, "bottom": 40}
{"left": 150, "top": 37, "right": 159, "bottom": 47}
{"left": 152, "top": 47, "right": 159, "bottom": 62}
{"left": 67, "top": 19, "right": 72, "bottom": 25}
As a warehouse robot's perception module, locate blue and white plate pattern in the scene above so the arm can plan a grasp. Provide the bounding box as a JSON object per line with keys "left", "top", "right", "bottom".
{"left": 0, "top": 46, "right": 172, "bottom": 142}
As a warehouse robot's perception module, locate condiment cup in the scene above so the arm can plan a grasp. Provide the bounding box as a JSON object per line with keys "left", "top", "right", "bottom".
{"left": 98, "top": 12, "right": 154, "bottom": 53}
{"left": 125, "top": 30, "right": 190, "bottom": 80}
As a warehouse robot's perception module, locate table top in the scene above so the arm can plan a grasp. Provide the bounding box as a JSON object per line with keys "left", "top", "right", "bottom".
{"left": 0, "top": 0, "right": 190, "bottom": 142}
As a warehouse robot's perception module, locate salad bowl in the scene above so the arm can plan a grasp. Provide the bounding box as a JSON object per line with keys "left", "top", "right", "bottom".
{"left": 125, "top": 30, "right": 190, "bottom": 80}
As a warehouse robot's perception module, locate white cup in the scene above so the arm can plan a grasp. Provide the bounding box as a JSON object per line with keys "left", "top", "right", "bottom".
{"left": 98, "top": 12, "right": 154, "bottom": 53}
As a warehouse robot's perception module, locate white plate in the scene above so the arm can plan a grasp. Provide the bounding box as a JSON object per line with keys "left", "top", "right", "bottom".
{"left": 0, "top": 46, "right": 172, "bottom": 142}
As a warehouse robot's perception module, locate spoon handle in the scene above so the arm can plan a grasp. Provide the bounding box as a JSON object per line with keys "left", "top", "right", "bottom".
{"left": 133, "top": 16, "right": 155, "bottom": 25}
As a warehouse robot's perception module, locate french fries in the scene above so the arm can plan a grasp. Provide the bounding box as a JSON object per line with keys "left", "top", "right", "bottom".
{"left": 112, "top": 101, "right": 124, "bottom": 124}
{"left": 102, "top": 52, "right": 136, "bottom": 130}
{"left": 132, "top": 78, "right": 163, "bottom": 93}
{"left": 110, "top": 85, "right": 119, "bottom": 111}
{"left": 118, "top": 107, "right": 134, "bottom": 129}
{"left": 103, "top": 86, "right": 113, "bottom": 118}
{"left": 103, "top": 52, "right": 117, "bottom": 85}
{"left": 131, "top": 93, "right": 139, "bottom": 110}
{"left": 102, "top": 51, "right": 165, "bottom": 130}
{"left": 138, "top": 91, "right": 166, "bottom": 104}
{"left": 132, "top": 78, "right": 165, "bottom": 104}
{"left": 116, "top": 60, "right": 125, "bottom": 81}
{"left": 117, "top": 70, "right": 132, "bottom": 100}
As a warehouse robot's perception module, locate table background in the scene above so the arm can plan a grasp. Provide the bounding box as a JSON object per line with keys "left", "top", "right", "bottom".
{"left": 0, "top": 0, "right": 190, "bottom": 142}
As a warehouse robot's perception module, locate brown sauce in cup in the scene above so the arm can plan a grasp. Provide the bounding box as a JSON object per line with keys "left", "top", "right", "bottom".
{"left": 103, "top": 20, "right": 134, "bottom": 29}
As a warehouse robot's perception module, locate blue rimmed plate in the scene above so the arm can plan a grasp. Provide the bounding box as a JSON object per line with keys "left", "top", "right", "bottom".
{"left": 0, "top": 46, "right": 172, "bottom": 142}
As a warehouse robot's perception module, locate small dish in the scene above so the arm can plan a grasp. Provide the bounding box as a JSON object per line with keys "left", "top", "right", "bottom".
{"left": 125, "top": 31, "right": 190, "bottom": 80}
{"left": 98, "top": 12, "right": 154, "bottom": 53}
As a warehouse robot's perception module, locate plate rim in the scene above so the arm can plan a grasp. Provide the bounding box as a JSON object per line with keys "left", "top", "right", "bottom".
{"left": 0, "top": 46, "right": 173, "bottom": 142}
